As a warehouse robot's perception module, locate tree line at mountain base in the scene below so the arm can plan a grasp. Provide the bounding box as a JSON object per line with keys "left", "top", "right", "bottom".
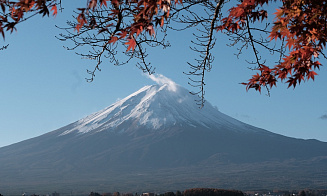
{"left": 89, "top": 189, "right": 244, "bottom": 196}
{"left": 2, "top": 188, "right": 327, "bottom": 196}
{"left": 87, "top": 189, "right": 327, "bottom": 196}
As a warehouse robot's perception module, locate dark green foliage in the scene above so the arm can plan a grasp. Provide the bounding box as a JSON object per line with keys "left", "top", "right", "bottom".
{"left": 122, "top": 193, "right": 133, "bottom": 196}
{"left": 298, "top": 189, "right": 326, "bottom": 196}
{"left": 159, "top": 192, "right": 176, "bottom": 196}
{"left": 299, "top": 191, "right": 307, "bottom": 196}
{"left": 113, "top": 192, "right": 120, "bottom": 196}
{"left": 164, "top": 192, "right": 176, "bottom": 196}
{"left": 176, "top": 191, "right": 182, "bottom": 196}
{"left": 183, "top": 188, "right": 244, "bottom": 196}
{"left": 89, "top": 192, "right": 102, "bottom": 196}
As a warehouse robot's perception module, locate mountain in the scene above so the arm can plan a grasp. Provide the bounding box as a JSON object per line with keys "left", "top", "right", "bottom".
{"left": 0, "top": 84, "right": 327, "bottom": 194}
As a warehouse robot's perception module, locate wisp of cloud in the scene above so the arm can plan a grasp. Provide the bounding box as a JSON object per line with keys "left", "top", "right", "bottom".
{"left": 148, "top": 74, "right": 177, "bottom": 92}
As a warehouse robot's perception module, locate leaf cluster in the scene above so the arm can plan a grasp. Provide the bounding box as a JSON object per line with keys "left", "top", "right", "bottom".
{"left": 0, "top": 0, "right": 58, "bottom": 38}
{"left": 218, "top": 0, "right": 326, "bottom": 92}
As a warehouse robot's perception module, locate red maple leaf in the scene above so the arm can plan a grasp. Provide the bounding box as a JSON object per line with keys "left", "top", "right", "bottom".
{"left": 51, "top": 4, "right": 57, "bottom": 17}
{"left": 109, "top": 36, "right": 119, "bottom": 44}
{"left": 125, "top": 38, "right": 136, "bottom": 51}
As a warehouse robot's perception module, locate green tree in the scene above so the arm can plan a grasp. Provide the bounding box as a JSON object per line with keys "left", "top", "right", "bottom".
{"left": 183, "top": 188, "right": 244, "bottom": 196}
{"left": 113, "top": 192, "right": 120, "bottom": 196}
{"left": 299, "top": 190, "right": 307, "bottom": 196}
{"left": 90, "top": 192, "right": 102, "bottom": 196}
{"left": 164, "top": 192, "right": 175, "bottom": 196}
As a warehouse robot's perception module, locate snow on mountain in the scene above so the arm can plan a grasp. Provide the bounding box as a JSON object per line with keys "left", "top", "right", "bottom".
{"left": 59, "top": 83, "right": 255, "bottom": 136}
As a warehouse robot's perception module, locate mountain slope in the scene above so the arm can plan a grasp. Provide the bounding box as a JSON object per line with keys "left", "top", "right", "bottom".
{"left": 0, "top": 84, "right": 326, "bottom": 194}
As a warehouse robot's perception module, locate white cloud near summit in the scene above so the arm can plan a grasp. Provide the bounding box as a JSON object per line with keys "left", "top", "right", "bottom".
{"left": 147, "top": 74, "right": 177, "bottom": 92}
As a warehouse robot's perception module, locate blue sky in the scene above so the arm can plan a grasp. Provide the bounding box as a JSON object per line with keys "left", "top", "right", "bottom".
{"left": 0, "top": 1, "right": 326, "bottom": 147}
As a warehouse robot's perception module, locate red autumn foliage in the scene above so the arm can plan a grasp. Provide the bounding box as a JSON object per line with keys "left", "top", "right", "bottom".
{"left": 0, "top": 0, "right": 58, "bottom": 38}
{"left": 217, "top": 0, "right": 326, "bottom": 91}
{"left": 0, "top": 0, "right": 326, "bottom": 98}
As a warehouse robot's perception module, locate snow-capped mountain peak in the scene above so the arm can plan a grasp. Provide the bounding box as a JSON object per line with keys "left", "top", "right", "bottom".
{"left": 59, "top": 83, "right": 251, "bottom": 136}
